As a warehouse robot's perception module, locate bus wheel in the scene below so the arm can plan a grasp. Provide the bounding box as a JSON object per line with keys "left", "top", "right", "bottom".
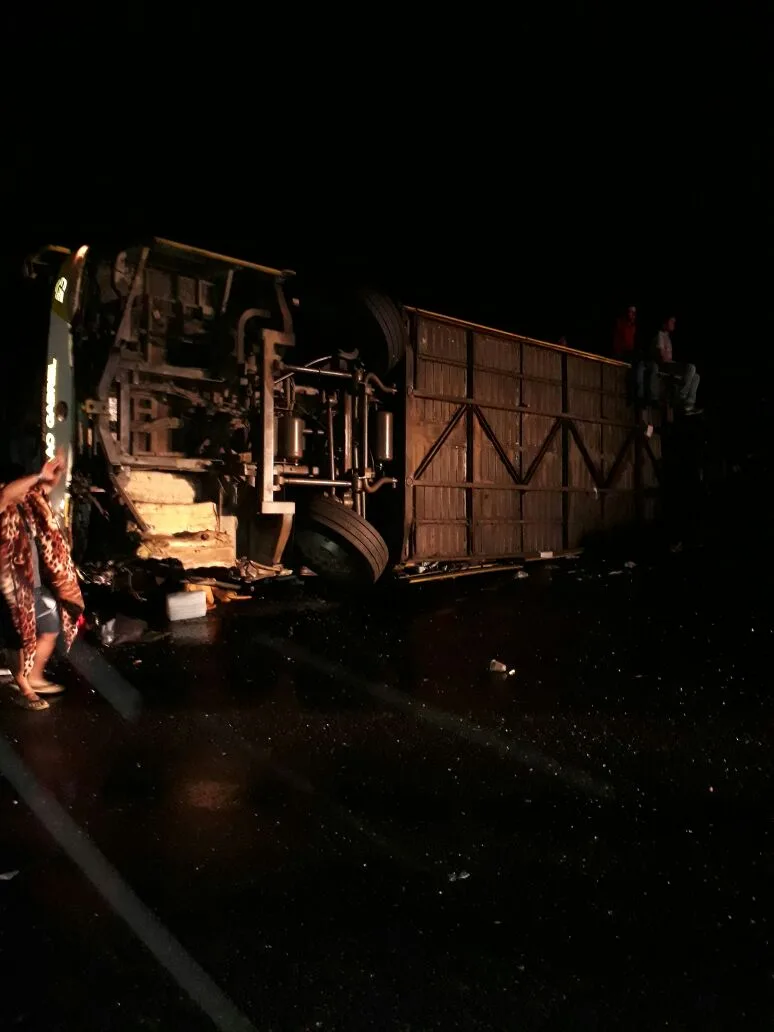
{"left": 359, "top": 290, "right": 406, "bottom": 372}
{"left": 295, "top": 497, "right": 389, "bottom": 586}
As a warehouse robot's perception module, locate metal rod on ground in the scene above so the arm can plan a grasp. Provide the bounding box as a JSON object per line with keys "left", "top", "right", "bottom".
{"left": 404, "top": 563, "right": 528, "bottom": 584}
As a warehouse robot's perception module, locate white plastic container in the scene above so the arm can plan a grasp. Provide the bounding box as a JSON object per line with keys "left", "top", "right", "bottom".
{"left": 166, "top": 589, "right": 207, "bottom": 622}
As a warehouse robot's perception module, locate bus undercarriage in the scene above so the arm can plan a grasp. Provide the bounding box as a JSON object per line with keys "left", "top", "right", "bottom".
{"left": 38, "top": 239, "right": 402, "bottom": 587}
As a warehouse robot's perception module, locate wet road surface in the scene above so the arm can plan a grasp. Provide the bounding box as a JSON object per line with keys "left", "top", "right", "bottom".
{"left": 1, "top": 553, "right": 773, "bottom": 1030}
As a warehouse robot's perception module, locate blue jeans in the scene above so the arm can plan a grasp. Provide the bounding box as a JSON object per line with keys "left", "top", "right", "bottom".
{"left": 34, "top": 587, "right": 61, "bottom": 636}
{"left": 634, "top": 360, "right": 661, "bottom": 404}
{"left": 657, "top": 362, "right": 700, "bottom": 409}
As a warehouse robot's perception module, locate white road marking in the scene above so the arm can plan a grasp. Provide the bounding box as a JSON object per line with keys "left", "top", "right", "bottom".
{"left": 0, "top": 733, "right": 257, "bottom": 1032}
{"left": 66, "top": 639, "right": 143, "bottom": 721}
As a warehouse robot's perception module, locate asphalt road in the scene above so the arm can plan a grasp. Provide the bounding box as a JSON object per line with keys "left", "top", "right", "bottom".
{"left": 1, "top": 552, "right": 772, "bottom": 1030}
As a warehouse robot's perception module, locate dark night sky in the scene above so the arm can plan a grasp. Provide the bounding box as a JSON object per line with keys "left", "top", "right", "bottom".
{"left": 5, "top": 6, "right": 769, "bottom": 388}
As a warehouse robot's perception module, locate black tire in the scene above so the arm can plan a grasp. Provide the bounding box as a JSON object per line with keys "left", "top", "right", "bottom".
{"left": 293, "top": 287, "right": 406, "bottom": 374}
{"left": 295, "top": 497, "right": 389, "bottom": 586}
{"left": 360, "top": 290, "right": 406, "bottom": 372}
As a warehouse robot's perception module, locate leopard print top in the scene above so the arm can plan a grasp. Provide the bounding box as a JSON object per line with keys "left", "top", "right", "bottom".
{"left": 0, "top": 485, "right": 84, "bottom": 675}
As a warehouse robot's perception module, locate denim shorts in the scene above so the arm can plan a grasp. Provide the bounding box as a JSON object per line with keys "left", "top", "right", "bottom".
{"left": 34, "top": 587, "right": 61, "bottom": 636}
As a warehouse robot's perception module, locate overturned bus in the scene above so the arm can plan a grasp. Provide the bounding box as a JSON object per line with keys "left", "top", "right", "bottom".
{"left": 33, "top": 239, "right": 659, "bottom": 586}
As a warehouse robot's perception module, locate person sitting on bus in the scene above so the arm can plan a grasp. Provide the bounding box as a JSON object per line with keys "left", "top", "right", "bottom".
{"left": 649, "top": 316, "right": 701, "bottom": 414}
{"left": 612, "top": 305, "right": 638, "bottom": 360}
{"left": 612, "top": 305, "right": 655, "bottom": 405}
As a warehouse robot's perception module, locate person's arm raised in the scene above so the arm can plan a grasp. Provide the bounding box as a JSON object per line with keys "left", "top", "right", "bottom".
{"left": 0, "top": 454, "right": 63, "bottom": 511}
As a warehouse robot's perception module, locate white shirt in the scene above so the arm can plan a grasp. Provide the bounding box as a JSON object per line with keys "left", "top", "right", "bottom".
{"left": 654, "top": 330, "right": 673, "bottom": 364}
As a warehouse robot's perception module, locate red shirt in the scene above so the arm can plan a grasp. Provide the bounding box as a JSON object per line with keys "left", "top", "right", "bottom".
{"left": 612, "top": 317, "right": 636, "bottom": 357}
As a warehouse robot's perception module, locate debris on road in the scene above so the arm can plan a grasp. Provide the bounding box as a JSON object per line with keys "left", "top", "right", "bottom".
{"left": 514, "top": 570, "right": 529, "bottom": 580}
{"left": 98, "top": 614, "right": 169, "bottom": 646}
{"left": 181, "top": 580, "right": 253, "bottom": 605}
{"left": 77, "top": 561, "right": 119, "bottom": 587}
{"left": 183, "top": 583, "right": 216, "bottom": 609}
{"left": 98, "top": 619, "right": 116, "bottom": 646}
{"left": 0, "top": 870, "right": 19, "bottom": 881}
{"left": 448, "top": 871, "right": 471, "bottom": 882}
{"left": 489, "top": 660, "right": 516, "bottom": 677}
{"left": 236, "top": 558, "right": 290, "bottom": 582}
{"left": 166, "top": 589, "right": 208, "bottom": 622}
{"left": 624, "top": 561, "right": 637, "bottom": 568}
{"left": 211, "top": 587, "right": 253, "bottom": 604}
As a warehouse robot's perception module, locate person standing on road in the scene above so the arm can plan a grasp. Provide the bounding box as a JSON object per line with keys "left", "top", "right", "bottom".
{"left": 0, "top": 451, "right": 84, "bottom": 710}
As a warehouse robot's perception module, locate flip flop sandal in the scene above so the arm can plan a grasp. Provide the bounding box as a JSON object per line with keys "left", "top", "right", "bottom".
{"left": 8, "top": 685, "right": 49, "bottom": 711}
{"left": 28, "top": 680, "right": 66, "bottom": 695}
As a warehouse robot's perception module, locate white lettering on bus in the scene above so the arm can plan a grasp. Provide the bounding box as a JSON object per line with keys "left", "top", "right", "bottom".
{"left": 45, "top": 359, "right": 57, "bottom": 431}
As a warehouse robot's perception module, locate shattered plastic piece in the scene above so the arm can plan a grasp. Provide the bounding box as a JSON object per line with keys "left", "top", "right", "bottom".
{"left": 0, "top": 870, "right": 19, "bottom": 881}
{"left": 113, "top": 615, "right": 151, "bottom": 644}
{"left": 448, "top": 871, "right": 471, "bottom": 882}
{"left": 624, "top": 561, "right": 637, "bottom": 568}
{"left": 489, "top": 659, "right": 507, "bottom": 673}
{"left": 608, "top": 570, "right": 623, "bottom": 576}
{"left": 514, "top": 570, "right": 529, "bottom": 580}
{"left": 166, "top": 590, "right": 207, "bottom": 622}
{"left": 99, "top": 615, "right": 166, "bottom": 646}
{"left": 99, "top": 618, "right": 116, "bottom": 646}
{"left": 508, "top": 669, "right": 516, "bottom": 677}
{"left": 76, "top": 562, "right": 118, "bottom": 587}
{"left": 236, "top": 558, "right": 284, "bottom": 582}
